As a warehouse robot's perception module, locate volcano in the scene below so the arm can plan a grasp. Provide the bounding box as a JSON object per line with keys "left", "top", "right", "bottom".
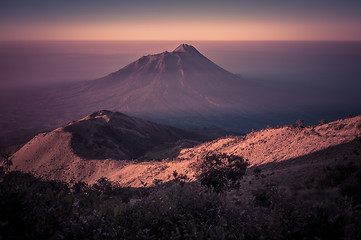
{"left": 42, "top": 43, "right": 274, "bottom": 130}
{"left": 68, "top": 43, "right": 259, "bottom": 115}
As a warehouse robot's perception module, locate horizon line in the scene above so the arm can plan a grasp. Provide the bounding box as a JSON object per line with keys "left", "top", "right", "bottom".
{"left": 1, "top": 39, "right": 361, "bottom": 42}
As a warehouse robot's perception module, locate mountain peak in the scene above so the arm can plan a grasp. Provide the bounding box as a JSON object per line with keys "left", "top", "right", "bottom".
{"left": 173, "top": 44, "right": 200, "bottom": 54}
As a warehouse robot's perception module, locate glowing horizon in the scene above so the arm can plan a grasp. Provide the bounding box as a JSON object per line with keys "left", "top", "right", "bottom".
{"left": 1, "top": 0, "right": 361, "bottom": 41}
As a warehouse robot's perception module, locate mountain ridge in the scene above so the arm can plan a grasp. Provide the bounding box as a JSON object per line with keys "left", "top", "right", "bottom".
{"left": 9, "top": 110, "right": 204, "bottom": 184}
{"left": 9, "top": 112, "right": 361, "bottom": 187}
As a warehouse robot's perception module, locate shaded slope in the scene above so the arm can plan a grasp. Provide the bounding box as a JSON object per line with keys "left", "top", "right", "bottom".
{"left": 9, "top": 111, "right": 204, "bottom": 184}
{"left": 14, "top": 110, "right": 201, "bottom": 161}
{"left": 64, "top": 110, "right": 201, "bottom": 160}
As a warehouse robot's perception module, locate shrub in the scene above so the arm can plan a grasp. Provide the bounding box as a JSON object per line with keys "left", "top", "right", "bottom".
{"left": 319, "top": 119, "right": 327, "bottom": 125}
{"left": 253, "top": 167, "right": 262, "bottom": 179}
{"left": 1, "top": 153, "right": 13, "bottom": 175}
{"left": 1, "top": 171, "right": 361, "bottom": 239}
{"left": 346, "top": 114, "right": 353, "bottom": 119}
{"left": 172, "top": 170, "right": 189, "bottom": 184}
{"left": 197, "top": 153, "right": 249, "bottom": 192}
{"left": 296, "top": 119, "right": 304, "bottom": 127}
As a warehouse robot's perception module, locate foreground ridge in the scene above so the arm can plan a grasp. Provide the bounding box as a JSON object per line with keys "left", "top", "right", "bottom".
{"left": 9, "top": 112, "right": 361, "bottom": 187}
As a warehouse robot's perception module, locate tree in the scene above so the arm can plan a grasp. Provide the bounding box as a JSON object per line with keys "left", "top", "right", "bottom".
{"left": 197, "top": 153, "right": 249, "bottom": 193}
{"left": 1, "top": 153, "right": 13, "bottom": 174}
{"left": 296, "top": 119, "right": 304, "bottom": 127}
{"left": 172, "top": 170, "right": 189, "bottom": 184}
{"left": 346, "top": 114, "right": 353, "bottom": 119}
{"left": 93, "top": 177, "right": 113, "bottom": 193}
{"left": 318, "top": 119, "right": 326, "bottom": 125}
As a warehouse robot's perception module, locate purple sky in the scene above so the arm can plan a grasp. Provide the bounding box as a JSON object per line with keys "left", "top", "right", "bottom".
{"left": 1, "top": 0, "right": 361, "bottom": 40}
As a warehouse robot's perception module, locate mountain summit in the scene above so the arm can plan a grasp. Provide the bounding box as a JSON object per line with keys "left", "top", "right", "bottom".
{"left": 106, "top": 43, "right": 235, "bottom": 83}
{"left": 173, "top": 43, "right": 201, "bottom": 54}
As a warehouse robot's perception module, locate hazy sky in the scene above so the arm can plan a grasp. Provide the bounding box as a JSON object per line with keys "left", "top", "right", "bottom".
{"left": 1, "top": 0, "right": 361, "bottom": 41}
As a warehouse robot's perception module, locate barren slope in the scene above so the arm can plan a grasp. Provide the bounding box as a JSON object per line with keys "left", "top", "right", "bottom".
{"left": 178, "top": 115, "right": 361, "bottom": 166}
{"left": 9, "top": 114, "right": 361, "bottom": 187}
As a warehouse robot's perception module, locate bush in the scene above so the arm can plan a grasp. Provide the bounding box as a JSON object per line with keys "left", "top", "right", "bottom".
{"left": 1, "top": 169, "right": 361, "bottom": 239}
{"left": 197, "top": 153, "right": 249, "bottom": 192}
{"left": 346, "top": 114, "right": 353, "bottom": 119}
{"left": 319, "top": 119, "right": 327, "bottom": 125}
{"left": 296, "top": 119, "right": 304, "bottom": 127}
{"left": 1, "top": 153, "right": 13, "bottom": 175}
{"left": 253, "top": 167, "right": 262, "bottom": 179}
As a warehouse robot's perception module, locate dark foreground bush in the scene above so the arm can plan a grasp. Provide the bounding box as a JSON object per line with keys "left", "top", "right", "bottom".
{"left": 198, "top": 153, "right": 249, "bottom": 193}
{"left": 1, "top": 171, "right": 361, "bottom": 239}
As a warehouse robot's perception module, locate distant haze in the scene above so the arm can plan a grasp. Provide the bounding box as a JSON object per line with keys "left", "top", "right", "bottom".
{"left": 0, "top": 41, "right": 361, "bottom": 138}
{"left": 1, "top": 41, "right": 361, "bottom": 92}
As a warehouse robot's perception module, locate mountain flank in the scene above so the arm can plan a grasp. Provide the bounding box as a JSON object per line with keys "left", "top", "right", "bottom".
{"left": 9, "top": 111, "right": 203, "bottom": 184}
{"left": 10, "top": 113, "right": 361, "bottom": 187}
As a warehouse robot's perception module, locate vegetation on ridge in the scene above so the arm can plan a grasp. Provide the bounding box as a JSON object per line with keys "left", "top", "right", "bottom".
{"left": 1, "top": 153, "right": 361, "bottom": 239}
